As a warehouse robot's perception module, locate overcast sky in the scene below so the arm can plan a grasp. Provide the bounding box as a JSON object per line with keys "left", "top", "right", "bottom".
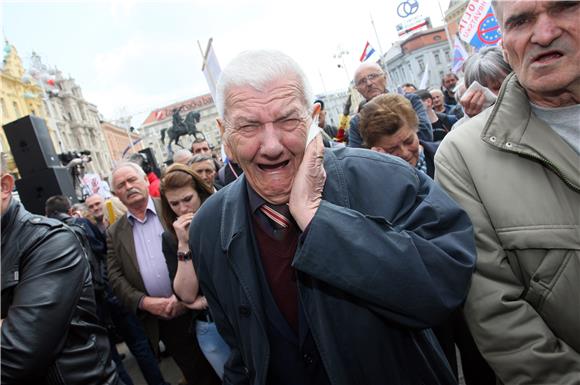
{"left": 1, "top": 0, "right": 450, "bottom": 126}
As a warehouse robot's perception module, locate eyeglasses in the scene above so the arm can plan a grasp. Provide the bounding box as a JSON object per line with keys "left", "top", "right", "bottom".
{"left": 355, "top": 72, "right": 384, "bottom": 88}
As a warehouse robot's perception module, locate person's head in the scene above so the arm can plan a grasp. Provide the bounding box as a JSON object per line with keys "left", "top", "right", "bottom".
{"left": 159, "top": 163, "right": 212, "bottom": 235}
{"left": 191, "top": 139, "right": 211, "bottom": 155}
{"left": 173, "top": 149, "right": 194, "bottom": 165}
{"left": 359, "top": 94, "right": 421, "bottom": 167}
{"left": 354, "top": 62, "right": 387, "bottom": 101}
{"left": 45, "top": 195, "right": 72, "bottom": 217}
{"left": 85, "top": 193, "right": 105, "bottom": 222}
{"left": 187, "top": 154, "right": 217, "bottom": 186}
{"left": 401, "top": 83, "right": 417, "bottom": 94}
{"left": 313, "top": 100, "right": 326, "bottom": 128}
{"left": 71, "top": 203, "right": 87, "bottom": 218}
{"left": 429, "top": 89, "right": 445, "bottom": 111}
{"left": 215, "top": 49, "right": 316, "bottom": 205}
{"left": 111, "top": 162, "right": 150, "bottom": 211}
{"left": 442, "top": 73, "right": 459, "bottom": 91}
{"left": 463, "top": 46, "right": 512, "bottom": 94}
{"left": 0, "top": 151, "right": 14, "bottom": 216}
{"left": 492, "top": 1, "right": 580, "bottom": 106}
{"left": 415, "top": 89, "right": 434, "bottom": 110}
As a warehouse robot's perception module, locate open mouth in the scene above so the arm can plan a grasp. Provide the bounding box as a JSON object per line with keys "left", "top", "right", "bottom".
{"left": 533, "top": 50, "right": 563, "bottom": 64}
{"left": 259, "top": 160, "right": 289, "bottom": 171}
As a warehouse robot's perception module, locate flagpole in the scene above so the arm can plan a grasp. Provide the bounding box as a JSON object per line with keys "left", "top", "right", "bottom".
{"left": 370, "top": 13, "right": 384, "bottom": 57}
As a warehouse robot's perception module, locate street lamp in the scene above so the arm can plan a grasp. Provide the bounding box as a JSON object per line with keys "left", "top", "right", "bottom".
{"left": 333, "top": 47, "right": 351, "bottom": 85}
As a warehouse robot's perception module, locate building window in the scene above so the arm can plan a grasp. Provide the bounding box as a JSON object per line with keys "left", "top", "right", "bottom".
{"left": 417, "top": 57, "right": 425, "bottom": 71}
{"left": 13, "top": 101, "right": 20, "bottom": 117}
{"left": 434, "top": 52, "right": 441, "bottom": 65}
{"left": 444, "top": 50, "right": 450, "bottom": 62}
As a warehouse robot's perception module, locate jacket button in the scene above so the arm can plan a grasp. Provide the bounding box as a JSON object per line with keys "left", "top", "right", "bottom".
{"left": 532, "top": 275, "right": 540, "bottom": 282}
{"left": 239, "top": 306, "right": 251, "bottom": 317}
{"left": 303, "top": 353, "right": 314, "bottom": 365}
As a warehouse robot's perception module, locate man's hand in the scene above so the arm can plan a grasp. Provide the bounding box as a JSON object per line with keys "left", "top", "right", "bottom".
{"left": 164, "top": 295, "right": 187, "bottom": 319}
{"left": 141, "top": 296, "right": 174, "bottom": 319}
{"left": 460, "top": 89, "right": 487, "bottom": 117}
{"left": 289, "top": 133, "right": 326, "bottom": 230}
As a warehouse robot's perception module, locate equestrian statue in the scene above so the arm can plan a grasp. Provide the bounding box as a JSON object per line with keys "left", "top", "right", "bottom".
{"left": 160, "top": 106, "right": 205, "bottom": 159}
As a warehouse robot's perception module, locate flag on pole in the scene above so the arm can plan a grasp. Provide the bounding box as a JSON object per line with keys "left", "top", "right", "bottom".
{"left": 359, "top": 41, "right": 379, "bottom": 62}
{"left": 201, "top": 38, "right": 222, "bottom": 102}
{"left": 458, "top": 0, "right": 501, "bottom": 50}
{"left": 419, "top": 62, "right": 430, "bottom": 89}
{"left": 452, "top": 37, "right": 469, "bottom": 73}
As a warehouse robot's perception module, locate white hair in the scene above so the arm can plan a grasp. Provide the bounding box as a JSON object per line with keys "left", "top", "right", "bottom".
{"left": 110, "top": 161, "right": 146, "bottom": 193}
{"left": 215, "top": 49, "right": 313, "bottom": 118}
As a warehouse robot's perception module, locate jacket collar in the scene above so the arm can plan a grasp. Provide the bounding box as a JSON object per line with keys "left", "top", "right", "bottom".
{"left": 220, "top": 175, "right": 251, "bottom": 251}
{"left": 482, "top": 72, "right": 580, "bottom": 191}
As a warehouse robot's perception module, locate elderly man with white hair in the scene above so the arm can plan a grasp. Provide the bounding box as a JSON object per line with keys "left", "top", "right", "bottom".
{"left": 188, "top": 49, "right": 477, "bottom": 385}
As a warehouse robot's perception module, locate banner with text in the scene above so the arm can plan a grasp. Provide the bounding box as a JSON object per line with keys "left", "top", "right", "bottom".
{"left": 458, "top": 0, "right": 501, "bottom": 50}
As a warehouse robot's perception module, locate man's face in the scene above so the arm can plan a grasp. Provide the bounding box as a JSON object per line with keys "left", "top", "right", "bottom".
{"left": 500, "top": 1, "right": 580, "bottom": 101}
{"left": 0, "top": 173, "right": 14, "bottom": 216}
{"left": 112, "top": 166, "right": 149, "bottom": 208}
{"left": 370, "top": 124, "right": 420, "bottom": 167}
{"left": 220, "top": 76, "right": 310, "bottom": 205}
{"left": 430, "top": 90, "right": 444, "bottom": 110}
{"left": 190, "top": 160, "right": 216, "bottom": 186}
{"left": 420, "top": 97, "right": 433, "bottom": 111}
{"left": 443, "top": 75, "right": 457, "bottom": 91}
{"left": 355, "top": 63, "right": 387, "bottom": 101}
{"left": 85, "top": 194, "right": 104, "bottom": 221}
{"left": 191, "top": 141, "right": 211, "bottom": 155}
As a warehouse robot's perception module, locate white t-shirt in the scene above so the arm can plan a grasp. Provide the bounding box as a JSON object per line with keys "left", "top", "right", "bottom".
{"left": 530, "top": 102, "right": 580, "bottom": 154}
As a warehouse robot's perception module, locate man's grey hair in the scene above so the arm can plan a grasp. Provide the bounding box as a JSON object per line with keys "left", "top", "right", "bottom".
{"left": 464, "top": 46, "right": 512, "bottom": 89}
{"left": 110, "top": 161, "right": 146, "bottom": 192}
{"left": 187, "top": 154, "right": 215, "bottom": 170}
{"left": 173, "top": 149, "right": 193, "bottom": 163}
{"left": 215, "top": 49, "right": 314, "bottom": 119}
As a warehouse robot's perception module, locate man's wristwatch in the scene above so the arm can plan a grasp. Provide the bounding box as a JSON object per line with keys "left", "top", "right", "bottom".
{"left": 177, "top": 250, "right": 192, "bottom": 261}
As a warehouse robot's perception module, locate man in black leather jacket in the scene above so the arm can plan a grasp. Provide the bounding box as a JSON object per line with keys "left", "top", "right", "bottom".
{"left": 0, "top": 157, "right": 121, "bottom": 385}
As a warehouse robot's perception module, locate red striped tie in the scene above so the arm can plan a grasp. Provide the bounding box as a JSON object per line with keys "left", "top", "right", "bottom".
{"left": 260, "top": 204, "right": 291, "bottom": 229}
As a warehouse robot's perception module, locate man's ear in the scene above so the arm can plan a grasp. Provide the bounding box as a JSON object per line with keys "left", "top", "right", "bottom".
{"left": 1, "top": 173, "right": 15, "bottom": 204}
{"left": 216, "top": 118, "right": 236, "bottom": 162}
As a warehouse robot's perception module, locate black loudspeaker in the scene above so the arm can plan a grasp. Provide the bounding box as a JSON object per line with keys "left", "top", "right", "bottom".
{"left": 15, "top": 167, "right": 78, "bottom": 215}
{"left": 3, "top": 115, "right": 61, "bottom": 177}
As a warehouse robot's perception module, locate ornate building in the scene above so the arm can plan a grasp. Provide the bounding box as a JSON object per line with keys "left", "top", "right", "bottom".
{"left": 0, "top": 42, "right": 58, "bottom": 175}
{"left": 445, "top": 0, "right": 469, "bottom": 37}
{"left": 382, "top": 26, "right": 452, "bottom": 90}
{"left": 140, "top": 94, "right": 221, "bottom": 166}
{"left": 30, "top": 53, "right": 113, "bottom": 178}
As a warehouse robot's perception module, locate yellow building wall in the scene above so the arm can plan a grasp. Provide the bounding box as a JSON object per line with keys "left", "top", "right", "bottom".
{"left": 1, "top": 44, "right": 59, "bottom": 175}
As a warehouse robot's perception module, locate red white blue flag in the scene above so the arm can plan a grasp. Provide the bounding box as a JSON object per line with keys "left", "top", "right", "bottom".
{"left": 458, "top": 0, "right": 501, "bottom": 50}
{"left": 359, "top": 41, "right": 379, "bottom": 62}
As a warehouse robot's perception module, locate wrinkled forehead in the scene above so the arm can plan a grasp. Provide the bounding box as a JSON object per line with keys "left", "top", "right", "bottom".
{"left": 355, "top": 63, "right": 382, "bottom": 80}
{"left": 225, "top": 77, "right": 310, "bottom": 122}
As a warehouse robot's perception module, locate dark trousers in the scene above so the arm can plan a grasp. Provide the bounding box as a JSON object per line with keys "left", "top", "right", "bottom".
{"left": 159, "top": 314, "right": 221, "bottom": 385}
{"left": 105, "top": 291, "right": 170, "bottom": 385}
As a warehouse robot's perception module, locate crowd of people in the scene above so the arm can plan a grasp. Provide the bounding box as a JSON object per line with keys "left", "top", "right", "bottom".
{"left": 1, "top": 1, "right": 579, "bottom": 384}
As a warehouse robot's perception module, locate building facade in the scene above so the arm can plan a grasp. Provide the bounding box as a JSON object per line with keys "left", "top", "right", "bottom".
{"left": 382, "top": 26, "right": 452, "bottom": 91}
{"left": 1, "top": 43, "right": 58, "bottom": 175}
{"left": 101, "top": 121, "right": 143, "bottom": 164}
{"left": 140, "top": 94, "right": 221, "bottom": 166}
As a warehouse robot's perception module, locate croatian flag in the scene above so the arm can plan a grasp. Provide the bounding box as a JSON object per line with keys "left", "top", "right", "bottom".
{"left": 359, "top": 41, "right": 379, "bottom": 62}
{"left": 452, "top": 37, "right": 469, "bottom": 73}
{"left": 458, "top": 0, "right": 501, "bottom": 50}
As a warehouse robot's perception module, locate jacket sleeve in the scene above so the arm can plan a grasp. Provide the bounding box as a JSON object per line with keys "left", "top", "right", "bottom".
{"left": 193, "top": 252, "right": 250, "bottom": 385}
{"left": 406, "top": 93, "right": 433, "bottom": 142}
{"left": 346, "top": 114, "right": 362, "bottom": 148}
{"left": 106, "top": 228, "right": 145, "bottom": 313}
{"left": 434, "top": 144, "right": 580, "bottom": 384}
{"left": 293, "top": 165, "right": 476, "bottom": 329}
{"left": 1, "top": 227, "right": 87, "bottom": 381}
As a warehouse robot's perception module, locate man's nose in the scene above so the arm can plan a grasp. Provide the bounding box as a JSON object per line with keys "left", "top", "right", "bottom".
{"left": 259, "top": 123, "right": 284, "bottom": 157}
{"left": 531, "top": 14, "right": 562, "bottom": 47}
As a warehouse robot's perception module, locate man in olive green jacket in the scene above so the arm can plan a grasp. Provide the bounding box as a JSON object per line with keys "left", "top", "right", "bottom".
{"left": 435, "top": 2, "right": 580, "bottom": 384}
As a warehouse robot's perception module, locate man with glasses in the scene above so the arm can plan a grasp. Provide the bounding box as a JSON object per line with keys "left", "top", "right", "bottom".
{"left": 348, "top": 62, "right": 433, "bottom": 148}
{"left": 189, "top": 49, "right": 476, "bottom": 384}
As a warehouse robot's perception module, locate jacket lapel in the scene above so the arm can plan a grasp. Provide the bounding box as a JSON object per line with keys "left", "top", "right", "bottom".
{"left": 117, "top": 215, "right": 141, "bottom": 278}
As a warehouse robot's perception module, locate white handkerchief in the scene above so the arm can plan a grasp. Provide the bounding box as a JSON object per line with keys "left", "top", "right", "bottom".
{"left": 306, "top": 117, "right": 320, "bottom": 149}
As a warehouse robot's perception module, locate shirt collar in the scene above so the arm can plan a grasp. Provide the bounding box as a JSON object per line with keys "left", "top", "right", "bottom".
{"left": 127, "top": 197, "right": 157, "bottom": 225}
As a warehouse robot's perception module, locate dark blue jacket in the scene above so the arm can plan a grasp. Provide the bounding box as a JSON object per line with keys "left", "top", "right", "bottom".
{"left": 190, "top": 147, "right": 476, "bottom": 385}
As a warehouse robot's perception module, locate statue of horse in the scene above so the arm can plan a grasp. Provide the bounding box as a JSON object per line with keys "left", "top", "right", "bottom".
{"left": 160, "top": 109, "right": 205, "bottom": 158}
